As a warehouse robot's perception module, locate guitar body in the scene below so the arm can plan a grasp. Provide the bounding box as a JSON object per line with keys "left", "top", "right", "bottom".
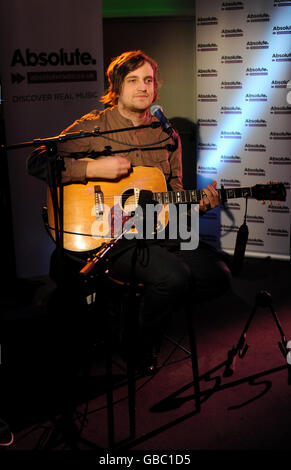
{"left": 46, "top": 163, "right": 286, "bottom": 253}
{"left": 47, "top": 165, "right": 168, "bottom": 252}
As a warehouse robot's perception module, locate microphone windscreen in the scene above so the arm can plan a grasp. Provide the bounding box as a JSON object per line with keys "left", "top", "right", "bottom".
{"left": 150, "top": 104, "right": 163, "bottom": 117}
{"left": 232, "top": 221, "right": 249, "bottom": 275}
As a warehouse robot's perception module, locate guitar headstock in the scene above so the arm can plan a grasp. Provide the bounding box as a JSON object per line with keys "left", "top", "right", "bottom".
{"left": 252, "top": 181, "right": 286, "bottom": 202}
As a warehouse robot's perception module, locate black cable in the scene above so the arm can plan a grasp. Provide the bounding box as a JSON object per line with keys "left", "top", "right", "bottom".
{"left": 99, "top": 133, "right": 172, "bottom": 148}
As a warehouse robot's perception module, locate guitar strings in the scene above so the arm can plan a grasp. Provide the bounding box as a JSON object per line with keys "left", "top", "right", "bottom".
{"left": 93, "top": 190, "right": 201, "bottom": 201}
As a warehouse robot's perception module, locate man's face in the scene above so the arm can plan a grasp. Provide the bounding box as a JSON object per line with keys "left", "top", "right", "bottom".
{"left": 118, "top": 61, "right": 155, "bottom": 113}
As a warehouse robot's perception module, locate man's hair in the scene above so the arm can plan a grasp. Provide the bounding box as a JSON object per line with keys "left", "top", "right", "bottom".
{"left": 100, "top": 50, "right": 160, "bottom": 106}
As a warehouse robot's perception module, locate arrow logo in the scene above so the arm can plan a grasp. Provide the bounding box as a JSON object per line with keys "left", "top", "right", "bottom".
{"left": 11, "top": 73, "right": 25, "bottom": 84}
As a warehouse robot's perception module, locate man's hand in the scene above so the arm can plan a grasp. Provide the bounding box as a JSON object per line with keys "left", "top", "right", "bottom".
{"left": 199, "top": 180, "right": 220, "bottom": 213}
{"left": 86, "top": 156, "right": 131, "bottom": 180}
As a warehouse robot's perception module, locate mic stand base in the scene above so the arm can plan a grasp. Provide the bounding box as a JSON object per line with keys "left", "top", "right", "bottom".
{"left": 223, "top": 290, "right": 291, "bottom": 384}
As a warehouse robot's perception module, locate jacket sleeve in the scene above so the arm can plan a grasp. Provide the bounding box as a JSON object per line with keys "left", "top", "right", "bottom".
{"left": 26, "top": 145, "right": 88, "bottom": 184}
{"left": 26, "top": 145, "right": 50, "bottom": 183}
{"left": 26, "top": 114, "right": 99, "bottom": 184}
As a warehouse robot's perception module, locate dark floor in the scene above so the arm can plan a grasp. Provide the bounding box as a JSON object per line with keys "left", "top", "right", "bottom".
{"left": 1, "top": 256, "right": 291, "bottom": 462}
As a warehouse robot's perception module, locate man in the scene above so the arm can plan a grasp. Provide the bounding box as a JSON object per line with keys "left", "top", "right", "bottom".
{"left": 27, "top": 50, "right": 231, "bottom": 373}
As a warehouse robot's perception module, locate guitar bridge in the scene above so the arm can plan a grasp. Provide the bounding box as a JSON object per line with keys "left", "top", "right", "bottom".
{"left": 94, "top": 185, "right": 104, "bottom": 219}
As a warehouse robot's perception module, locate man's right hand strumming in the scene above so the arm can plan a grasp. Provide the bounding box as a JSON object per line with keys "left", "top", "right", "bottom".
{"left": 86, "top": 156, "right": 132, "bottom": 180}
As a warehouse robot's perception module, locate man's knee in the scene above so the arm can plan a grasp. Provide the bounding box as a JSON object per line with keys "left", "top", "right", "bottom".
{"left": 194, "top": 260, "right": 232, "bottom": 301}
{"left": 155, "top": 261, "right": 191, "bottom": 297}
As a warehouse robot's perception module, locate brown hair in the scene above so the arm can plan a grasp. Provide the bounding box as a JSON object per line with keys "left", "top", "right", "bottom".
{"left": 100, "top": 50, "right": 160, "bottom": 106}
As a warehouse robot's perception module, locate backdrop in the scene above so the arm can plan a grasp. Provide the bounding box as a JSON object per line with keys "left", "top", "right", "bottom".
{"left": 195, "top": 0, "right": 291, "bottom": 260}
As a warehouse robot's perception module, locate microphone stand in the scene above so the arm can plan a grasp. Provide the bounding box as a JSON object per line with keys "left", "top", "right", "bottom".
{"left": 3, "top": 121, "right": 178, "bottom": 449}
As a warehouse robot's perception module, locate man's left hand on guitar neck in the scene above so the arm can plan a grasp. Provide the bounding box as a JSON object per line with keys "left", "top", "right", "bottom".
{"left": 199, "top": 180, "right": 219, "bottom": 213}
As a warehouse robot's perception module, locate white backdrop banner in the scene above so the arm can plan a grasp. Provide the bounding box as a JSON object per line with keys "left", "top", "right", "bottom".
{"left": 0, "top": 0, "right": 104, "bottom": 277}
{"left": 195, "top": 0, "right": 291, "bottom": 260}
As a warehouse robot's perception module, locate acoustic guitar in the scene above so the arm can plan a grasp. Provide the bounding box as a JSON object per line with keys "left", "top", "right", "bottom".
{"left": 46, "top": 165, "right": 286, "bottom": 252}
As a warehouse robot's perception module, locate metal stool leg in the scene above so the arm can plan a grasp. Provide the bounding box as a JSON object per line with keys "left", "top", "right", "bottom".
{"left": 186, "top": 307, "right": 201, "bottom": 413}
{"left": 123, "top": 284, "right": 139, "bottom": 439}
{"left": 104, "top": 311, "right": 115, "bottom": 448}
{"left": 127, "top": 356, "right": 136, "bottom": 438}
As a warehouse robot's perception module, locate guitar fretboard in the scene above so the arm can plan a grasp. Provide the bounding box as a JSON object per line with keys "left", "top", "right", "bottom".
{"left": 152, "top": 187, "right": 253, "bottom": 205}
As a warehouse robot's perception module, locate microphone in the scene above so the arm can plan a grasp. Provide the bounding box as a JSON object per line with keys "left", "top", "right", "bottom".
{"left": 150, "top": 104, "right": 174, "bottom": 137}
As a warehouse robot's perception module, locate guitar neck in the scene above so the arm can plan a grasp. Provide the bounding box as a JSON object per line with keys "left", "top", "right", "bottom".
{"left": 152, "top": 186, "right": 253, "bottom": 204}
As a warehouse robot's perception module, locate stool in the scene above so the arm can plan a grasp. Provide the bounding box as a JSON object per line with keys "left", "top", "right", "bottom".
{"left": 103, "top": 276, "right": 201, "bottom": 449}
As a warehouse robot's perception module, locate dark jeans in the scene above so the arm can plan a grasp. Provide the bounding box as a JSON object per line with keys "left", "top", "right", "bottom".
{"left": 50, "top": 239, "right": 232, "bottom": 352}
{"left": 108, "top": 239, "right": 232, "bottom": 338}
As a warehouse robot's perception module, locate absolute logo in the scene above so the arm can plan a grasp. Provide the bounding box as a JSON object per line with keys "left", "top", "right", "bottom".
{"left": 246, "top": 41, "right": 269, "bottom": 49}
{"left": 247, "top": 13, "right": 270, "bottom": 22}
{"left": 10, "top": 48, "right": 97, "bottom": 84}
{"left": 245, "top": 119, "right": 267, "bottom": 127}
{"left": 221, "top": 2, "right": 244, "bottom": 10}
{"left": 244, "top": 167, "right": 266, "bottom": 176}
{"left": 221, "top": 28, "right": 243, "bottom": 37}
{"left": 246, "top": 215, "right": 264, "bottom": 223}
{"left": 245, "top": 93, "right": 267, "bottom": 101}
{"left": 198, "top": 142, "right": 217, "bottom": 151}
{"left": 269, "top": 156, "right": 291, "bottom": 164}
{"left": 197, "top": 43, "right": 218, "bottom": 51}
{"left": 11, "top": 48, "right": 97, "bottom": 67}
{"left": 274, "top": 0, "right": 291, "bottom": 6}
{"left": 246, "top": 67, "right": 268, "bottom": 76}
{"left": 245, "top": 144, "right": 266, "bottom": 152}
{"left": 197, "top": 166, "right": 218, "bottom": 175}
{"left": 221, "top": 131, "right": 242, "bottom": 139}
{"left": 270, "top": 131, "right": 291, "bottom": 140}
{"left": 272, "top": 53, "right": 291, "bottom": 62}
{"left": 247, "top": 238, "right": 264, "bottom": 246}
{"left": 197, "top": 68, "right": 218, "bottom": 77}
{"left": 197, "top": 17, "right": 218, "bottom": 25}
{"left": 270, "top": 106, "right": 291, "bottom": 114}
{"left": 198, "top": 119, "right": 217, "bottom": 126}
{"left": 221, "top": 55, "right": 243, "bottom": 63}
{"left": 267, "top": 228, "right": 288, "bottom": 237}
{"left": 220, "top": 177, "right": 241, "bottom": 187}
{"left": 272, "top": 25, "right": 291, "bottom": 34}
{"left": 271, "top": 80, "right": 288, "bottom": 88}
{"left": 268, "top": 204, "right": 289, "bottom": 214}
{"left": 198, "top": 94, "right": 217, "bottom": 102}
{"left": 220, "top": 154, "right": 241, "bottom": 163}
{"left": 224, "top": 202, "right": 241, "bottom": 210}
{"left": 221, "top": 224, "right": 239, "bottom": 233}
{"left": 221, "top": 81, "right": 242, "bottom": 89}
{"left": 221, "top": 106, "right": 242, "bottom": 114}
